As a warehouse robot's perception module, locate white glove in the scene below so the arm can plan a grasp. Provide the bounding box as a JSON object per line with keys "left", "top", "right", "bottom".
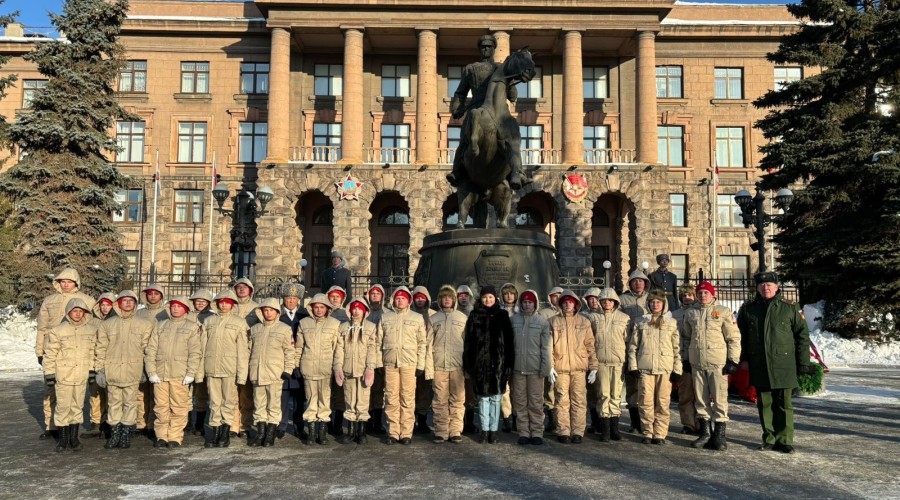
{"left": 587, "top": 370, "right": 597, "bottom": 385}
{"left": 548, "top": 368, "right": 558, "bottom": 385}
{"left": 148, "top": 374, "right": 160, "bottom": 384}
{"left": 182, "top": 375, "right": 194, "bottom": 385}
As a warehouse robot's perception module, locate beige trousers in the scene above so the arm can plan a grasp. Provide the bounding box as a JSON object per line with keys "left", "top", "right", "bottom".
{"left": 692, "top": 368, "right": 730, "bottom": 423}
{"left": 596, "top": 365, "right": 624, "bottom": 418}
{"left": 304, "top": 378, "right": 331, "bottom": 422}
{"left": 53, "top": 383, "right": 86, "bottom": 426}
{"left": 43, "top": 385, "right": 56, "bottom": 430}
{"left": 678, "top": 371, "right": 698, "bottom": 431}
{"left": 234, "top": 383, "right": 254, "bottom": 432}
{"left": 153, "top": 381, "right": 191, "bottom": 444}
{"left": 638, "top": 373, "right": 672, "bottom": 439}
{"left": 431, "top": 369, "right": 465, "bottom": 439}
{"left": 253, "top": 384, "right": 280, "bottom": 423}
{"left": 89, "top": 381, "right": 107, "bottom": 425}
{"left": 384, "top": 366, "right": 416, "bottom": 440}
{"left": 207, "top": 377, "right": 238, "bottom": 427}
{"left": 107, "top": 384, "right": 139, "bottom": 426}
{"left": 343, "top": 377, "right": 371, "bottom": 422}
{"left": 553, "top": 371, "right": 587, "bottom": 437}
{"left": 512, "top": 373, "right": 544, "bottom": 438}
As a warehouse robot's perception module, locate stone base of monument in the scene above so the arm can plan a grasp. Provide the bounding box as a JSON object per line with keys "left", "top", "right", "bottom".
{"left": 413, "top": 228, "right": 560, "bottom": 301}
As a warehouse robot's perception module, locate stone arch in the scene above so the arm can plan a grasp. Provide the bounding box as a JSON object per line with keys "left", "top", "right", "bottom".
{"left": 368, "top": 191, "right": 411, "bottom": 281}
{"left": 295, "top": 190, "right": 334, "bottom": 293}
{"left": 516, "top": 191, "right": 556, "bottom": 236}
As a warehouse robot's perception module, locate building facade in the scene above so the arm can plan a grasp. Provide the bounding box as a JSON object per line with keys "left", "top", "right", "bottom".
{"left": 0, "top": 0, "right": 803, "bottom": 294}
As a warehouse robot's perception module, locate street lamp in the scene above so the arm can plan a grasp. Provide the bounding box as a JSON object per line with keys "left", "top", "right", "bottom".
{"left": 734, "top": 183, "right": 793, "bottom": 273}
{"left": 602, "top": 260, "right": 612, "bottom": 288}
{"left": 213, "top": 184, "right": 275, "bottom": 279}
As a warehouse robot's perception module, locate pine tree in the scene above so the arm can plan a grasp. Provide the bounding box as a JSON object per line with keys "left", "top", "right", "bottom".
{"left": 755, "top": 0, "right": 900, "bottom": 340}
{"left": 0, "top": 2, "right": 18, "bottom": 145}
{"left": 0, "top": 0, "right": 133, "bottom": 302}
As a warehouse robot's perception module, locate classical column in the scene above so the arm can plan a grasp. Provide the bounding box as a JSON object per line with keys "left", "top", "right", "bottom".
{"left": 492, "top": 30, "right": 510, "bottom": 62}
{"left": 563, "top": 30, "right": 584, "bottom": 165}
{"left": 265, "top": 27, "right": 291, "bottom": 163}
{"left": 416, "top": 29, "right": 438, "bottom": 164}
{"left": 341, "top": 28, "right": 365, "bottom": 164}
{"left": 636, "top": 31, "right": 658, "bottom": 164}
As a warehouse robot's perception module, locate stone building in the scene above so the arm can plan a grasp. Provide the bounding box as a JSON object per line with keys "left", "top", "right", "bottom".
{"left": 0, "top": 0, "right": 803, "bottom": 295}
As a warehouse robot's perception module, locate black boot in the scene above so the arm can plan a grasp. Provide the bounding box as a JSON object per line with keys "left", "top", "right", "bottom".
{"left": 249, "top": 422, "right": 265, "bottom": 447}
{"left": 316, "top": 421, "right": 329, "bottom": 445}
{"left": 370, "top": 410, "right": 386, "bottom": 435}
{"left": 599, "top": 417, "right": 611, "bottom": 442}
{"left": 356, "top": 421, "right": 368, "bottom": 445}
{"left": 415, "top": 413, "right": 430, "bottom": 434}
{"left": 68, "top": 424, "right": 83, "bottom": 451}
{"left": 105, "top": 423, "right": 123, "bottom": 449}
{"left": 501, "top": 417, "right": 512, "bottom": 433}
{"left": 99, "top": 422, "right": 112, "bottom": 440}
{"left": 706, "top": 421, "right": 727, "bottom": 451}
{"left": 479, "top": 431, "right": 488, "bottom": 444}
{"left": 330, "top": 413, "right": 344, "bottom": 437}
{"left": 628, "top": 407, "right": 642, "bottom": 434}
{"left": 338, "top": 421, "right": 357, "bottom": 444}
{"left": 205, "top": 426, "right": 219, "bottom": 448}
{"left": 119, "top": 425, "right": 135, "bottom": 449}
{"left": 463, "top": 409, "right": 476, "bottom": 434}
{"left": 693, "top": 418, "right": 711, "bottom": 449}
{"left": 589, "top": 408, "right": 601, "bottom": 434}
{"left": 265, "top": 423, "right": 277, "bottom": 447}
{"left": 193, "top": 411, "right": 206, "bottom": 436}
{"left": 55, "top": 425, "right": 69, "bottom": 452}
{"left": 218, "top": 424, "right": 231, "bottom": 448}
{"left": 610, "top": 416, "right": 622, "bottom": 441}
{"left": 488, "top": 431, "right": 497, "bottom": 444}
{"left": 305, "top": 423, "right": 316, "bottom": 445}
{"left": 544, "top": 408, "right": 556, "bottom": 433}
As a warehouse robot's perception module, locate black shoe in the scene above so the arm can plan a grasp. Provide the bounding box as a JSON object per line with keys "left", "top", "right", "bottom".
{"left": 316, "top": 421, "right": 329, "bottom": 445}
{"left": 599, "top": 417, "right": 611, "bottom": 442}
{"left": 570, "top": 435, "right": 582, "bottom": 444}
{"left": 154, "top": 439, "right": 168, "bottom": 448}
{"left": 249, "top": 422, "right": 265, "bottom": 447}
{"left": 487, "top": 431, "right": 497, "bottom": 444}
{"left": 68, "top": 424, "right": 83, "bottom": 451}
{"left": 105, "top": 423, "right": 123, "bottom": 449}
{"left": 415, "top": 413, "right": 430, "bottom": 434}
{"left": 652, "top": 438, "right": 667, "bottom": 445}
{"left": 356, "top": 422, "right": 368, "bottom": 445}
{"left": 276, "top": 428, "right": 286, "bottom": 439}
{"left": 205, "top": 426, "right": 219, "bottom": 448}
{"left": 463, "top": 409, "right": 476, "bottom": 434}
{"left": 517, "top": 436, "right": 530, "bottom": 445}
{"left": 264, "top": 423, "right": 277, "bottom": 447}
{"left": 479, "top": 431, "right": 488, "bottom": 444}
{"left": 193, "top": 411, "right": 206, "bottom": 436}
{"left": 757, "top": 442, "right": 774, "bottom": 451}
{"left": 589, "top": 408, "right": 601, "bottom": 434}
{"left": 218, "top": 424, "right": 231, "bottom": 448}
{"left": 773, "top": 443, "right": 795, "bottom": 454}
{"left": 81, "top": 422, "right": 101, "bottom": 438}
{"left": 449, "top": 435, "right": 463, "bottom": 444}
{"left": 55, "top": 426, "right": 69, "bottom": 452}
{"left": 432, "top": 435, "right": 446, "bottom": 444}
{"left": 119, "top": 425, "right": 136, "bottom": 449}
{"left": 530, "top": 436, "right": 543, "bottom": 445}
{"left": 609, "top": 416, "right": 622, "bottom": 441}
{"left": 338, "top": 421, "right": 358, "bottom": 444}
{"left": 168, "top": 441, "right": 181, "bottom": 448}
{"left": 641, "top": 437, "right": 651, "bottom": 444}
{"left": 501, "top": 417, "right": 512, "bottom": 433}
{"left": 557, "top": 435, "right": 570, "bottom": 444}
{"left": 39, "top": 430, "right": 56, "bottom": 440}
{"left": 628, "top": 407, "right": 642, "bottom": 434}
{"left": 693, "top": 418, "right": 711, "bottom": 449}
{"left": 385, "top": 437, "right": 397, "bottom": 445}
{"left": 400, "top": 437, "right": 412, "bottom": 445}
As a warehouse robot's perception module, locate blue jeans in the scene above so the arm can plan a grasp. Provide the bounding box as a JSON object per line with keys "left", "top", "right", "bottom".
{"left": 478, "top": 394, "right": 502, "bottom": 431}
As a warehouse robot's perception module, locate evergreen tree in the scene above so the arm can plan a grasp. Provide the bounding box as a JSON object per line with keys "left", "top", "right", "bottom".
{"left": 0, "top": 0, "right": 133, "bottom": 302}
{"left": 0, "top": 2, "right": 18, "bottom": 145}
{"left": 755, "top": 0, "right": 900, "bottom": 340}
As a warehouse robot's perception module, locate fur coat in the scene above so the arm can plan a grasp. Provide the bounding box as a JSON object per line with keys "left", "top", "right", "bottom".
{"left": 463, "top": 302, "right": 515, "bottom": 397}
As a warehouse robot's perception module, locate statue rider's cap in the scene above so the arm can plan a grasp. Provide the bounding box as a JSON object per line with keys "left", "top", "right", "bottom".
{"left": 478, "top": 35, "right": 497, "bottom": 48}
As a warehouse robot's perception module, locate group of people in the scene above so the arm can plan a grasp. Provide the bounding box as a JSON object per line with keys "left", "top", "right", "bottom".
{"left": 37, "top": 252, "right": 813, "bottom": 455}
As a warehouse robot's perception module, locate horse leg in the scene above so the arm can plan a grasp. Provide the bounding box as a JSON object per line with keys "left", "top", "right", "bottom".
{"left": 492, "top": 182, "right": 512, "bottom": 229}
{"left": 505, "top": 132, "right": 530, "bottom": 191}
{"left": 457, "top": 187, "right": 479, "bottom": 230}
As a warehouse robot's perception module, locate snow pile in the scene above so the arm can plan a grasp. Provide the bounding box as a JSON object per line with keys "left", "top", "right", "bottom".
{"left": 804, "top": 302, "right": 900, "bottom": 367}
{"left": 0, "top": 306, "right": 40, "bottom": 372}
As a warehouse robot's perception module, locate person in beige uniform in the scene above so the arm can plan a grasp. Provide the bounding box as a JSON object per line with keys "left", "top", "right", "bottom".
{"left": 327, "top": 286, "right": 349, "bottom": 323}
{"left": 335, "top": 297, "right": 377, "bottom": 445}
{"left": 297, "top": 293, "right": 342, "bottom": 445}
{"left": 539, "top": 286, "right": 563, "bottom": 432}
{"left": 683, "top": 281, "right": 741, "bottom": 450}
{"left": 549, "top": 290, "right": 598, "bottom": 444}
{"left": 135, "top": 283, "right": 167, "bottom": 437}
{"left": 145, "top": 296, "right": 203, "bottom": 449}
{"left": 673, "top": 283, "right": 699, "bottom": 436}
{"left": 326, "top": 285, "right": 350, "bottom": 437}
{"left": 412, "top": 286, "right": 435, "bottom": 435}
{"left": 581, "top": 286, "right": 603, "bottom": 434}
{"left": 510, "top": 290, "right": 551, "bottom": 445}
{"left": 628, "top": 290, "right": 681, "bottom": 445}
{"left": 619, "top": 270, "right": 650, "bottom": 433}
{"left": 590, "top": 288, "right": 631, "bottom": 442}
{"left": 426, "top": 285, "right": 468, "bottom": 444}
{"left": 94, "top": 290, "right": 155, "bottom": 450}
{"left": 232, "top": 278, "right": 259, "bottom": 437}
{"left": 247, "top": 298, "right": 295, "bottom": 448}
{"left": 455, "top": 284, "right": 477, "bottom": 434}
{"left": 43, "top": 299, "right": 98, "bottom": 452}
{"left": 188, "top": 289, "right": 215, "bottom": 438}
{"left": 378, "top": 286, "right": 427, "bottom": 445}
{"left": 86, "top": 292, "right": 115, "bottom": 438}
{"left": 199, "top": 290, "right": 249, "bottom": 448}
{"left": 35, "top": 267, "right": 95, "bottom": 440}
{"left": 366, "top": 284, "right": 390, "bottom": 435}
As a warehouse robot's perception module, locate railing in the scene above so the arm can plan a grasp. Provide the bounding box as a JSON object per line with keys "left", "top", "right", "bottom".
{"left": 364, "top": 147, "right": 413, "bottom": 165}
{"left": 120, "top": 273, "right": 296, "bottom": 300}
{"left": 584, "top": 148, "right": 637, "bottom": 164}
{"left": 288, "top": 146, "right": 639, "bottom": 167}
{"left": 684, "top": 277, "right": 800, "bottom": 314}
{"left": 521, "top": 148, "right": 562, "bottom": 165}
{"left": 289, "top": 146, "right": 341, "bottom": 163}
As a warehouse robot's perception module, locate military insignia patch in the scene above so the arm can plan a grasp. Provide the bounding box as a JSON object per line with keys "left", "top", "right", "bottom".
{"left": 336, "top": 174, "right": 363, "bottom": 201}
{"left": 562, "top": 174, "right": 588, "bottom": 202}
{"left": 711, "top": 311, "right": 719, "bottom": 319}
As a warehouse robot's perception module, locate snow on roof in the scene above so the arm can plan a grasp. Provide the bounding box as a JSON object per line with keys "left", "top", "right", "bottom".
{"left": 661, "top": 18, "right": 801, "bottom": 25}
{"left": 0, "top": 36, "right": 58, "bottom": 42}
{"left": 126, "top": 15, "right": 265, "bottom": 22}
{"left": 674, "top": 1, "right": 789, "bottom": 5}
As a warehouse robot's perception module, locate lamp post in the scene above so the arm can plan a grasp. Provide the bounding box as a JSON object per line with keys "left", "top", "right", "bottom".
{"left": 212, "top": 184, "right": 275, "bottom": 279}
{"left": 734, "top": 183, "right": 793, "bottom": 274}
{"left": 602, "top": 260, "right": 612, "bottom": 289}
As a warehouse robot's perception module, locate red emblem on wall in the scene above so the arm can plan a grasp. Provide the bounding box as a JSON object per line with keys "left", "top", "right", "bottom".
{"left": 562, "top": 174, "right": 588, "bottom": 202}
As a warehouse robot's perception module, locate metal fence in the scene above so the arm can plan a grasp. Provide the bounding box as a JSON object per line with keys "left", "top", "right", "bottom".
{"left": 686, "top": 277, "right": 799, "bottom": 314}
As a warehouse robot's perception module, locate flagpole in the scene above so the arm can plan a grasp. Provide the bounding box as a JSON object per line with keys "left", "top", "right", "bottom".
{"left": 710, "top": 150, "right": 718, "bottom": 280}
{"left": 207, "top": 152, "right": 216, "bottom": 275}
{"left": 150, "top": 148, "right": 160, "bottom": 281}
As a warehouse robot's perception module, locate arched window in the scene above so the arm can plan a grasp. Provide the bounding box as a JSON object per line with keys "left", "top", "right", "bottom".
{"left": 515, "top": 208, "right": 544, "bottom": 228}
{"left": 378, "top": 206, "right": 410, "bottom": 226}
{"left": 313, "top": 206, "right": 333, "bottom": 225}
{"left": 444, "top": 211, "right": 475, "bottom": 228}
{"left": 592, "top": 206, "right": 610, "bottom": 227}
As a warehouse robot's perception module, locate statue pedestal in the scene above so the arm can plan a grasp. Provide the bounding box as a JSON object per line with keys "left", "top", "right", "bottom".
{"left": 413, "top": 228, "right": 559, "bottom": 300}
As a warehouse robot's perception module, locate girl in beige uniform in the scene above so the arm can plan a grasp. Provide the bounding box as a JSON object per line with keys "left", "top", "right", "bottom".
{"left": 247, "top": 298, "right": 295, "bottom": 448}
{"left": 335, "top": 297, "right": 377, "bottom": 444}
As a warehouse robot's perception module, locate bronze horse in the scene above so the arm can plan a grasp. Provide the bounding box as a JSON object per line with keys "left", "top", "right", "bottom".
{"left": 455, "top": 48, "right": 536, "bottom": 229}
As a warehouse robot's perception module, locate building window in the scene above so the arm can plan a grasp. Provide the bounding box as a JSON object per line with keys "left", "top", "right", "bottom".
{"left": 312, "top": 122, "right": 342, "bottom": 161}
{"left": 239, "top": 122, "right": 267, "bottom": 163}
{"left": 22, "top": 79, "right": 48, "bottom": 108}
{"left": 515, "top": 207, "right": 544, "bottom": 228}
{"left": 520, "top": 125, "right": 543, "bottom": 164}
{"left": 656, "top": 66, "right": 683, "bottom": 98}
{"left": 314, "top": 64, "right": 343, "bottom": 96}
{"left": 774, "top": 66, "right": 802, "bottom": 91}
{"left": 115, "top": 121, "right": 145, "bottom": 163}
{"left": 118, "top": 60, "right": 147, "bottom": 93}
{"left": 180, "top": 62, "right": 210, "bottom": 94}
{"left": 310, "top": 243, "right": 333, "bottom": 288}
{"left": 658, "top": 126, "right": 684, "bottom": 167}
{"left": 172, "top": 251, "right": 202, "bottom": 279}
{"left": 444, "top": 211, "right": 474, "bottom": 228}
{"left": 714, "top": 67, "right": 743, "bottom": 99}
{"left": 719, "top": 255, "right": 749, "bottom": 280}
{"left": 177, "top": 122, "right": 207, "bottom": 163}
{"left": 378, "top": 206, "right": 410, "bottom": 226}
{"left": 584, "top": 125, "right": 610, "bottom": 163}
{"left": 113, "top": 189, "right": 143, "bottom": 223}
{"left": 447, "top": 65, "right": 473, "bottom": 98}
{"left": 717, "top": 194, "right": 743, "bottom": 228}
{"left": 381, "top": 124, "right": 410, "bottom": 163}
{"left": 715, "top": 127, "right": 745, "bottom": 168}
{"left": 670, "top": 193, "right": 687, "bottom": 227}
{"left": 377, "top": 244, "right": 409, "bottom": 279}
{"left": 381, "top": 65, "right": 410, "bottom": 97}
{"left": 124, "top": 250, "right": 140, "bottom": 278}
{"left": 515, "top": 66, "right": 542, "bottom": 98}
{"left": 670, "top": 254, "right": 688, "bottom": 281}
{"left": 240, "top": 62, "right": 269, "bottom": 94}
{"left": 592, "top": 246, "right": 610, "bottom": 280}
{"left": 583, "top": 67, "right": 609, "bottom": 99}
{"left": 312, "top": 206, "right": 333, "bottom": 226}
{"left": 173, "top": 189, "right": 204, "bottom": 224}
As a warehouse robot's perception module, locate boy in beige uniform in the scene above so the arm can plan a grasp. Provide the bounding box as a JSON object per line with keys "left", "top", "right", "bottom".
{"left": 297, "top": 293, "right": 342, "bottom": 445}
{"left": 135, "top": 284, "right": 167, "bottom": 437}
{"left": 590, "top": 288, "right": 631, "bottom": 442}
{"left": 426, "top": 285, "right": 468, "bottom": 444}
{"left": 233, "top": 278, "right": 259, "bottom": 436}
{"left": 335, "top": 297, "right": 377, "bottom": 444}
{"left": 85, "top": 293, "right": 115, "bottom": 438}
{"left": 247, "top": 298, "right": 295, "bottom": 447}
{"left": 673, "top": 284, "right": 699, "bottom": 435}
{"left": 510, "top": 290, "right": 551, "bottom": 445}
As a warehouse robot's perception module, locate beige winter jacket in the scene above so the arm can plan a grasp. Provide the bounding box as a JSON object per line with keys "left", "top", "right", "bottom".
{"left": 619, "top": 270, "right": 650, "bottom": 322}
{"left": 377, "top": 287, "right": 427, "bottom": 370}
{"left": 297, "top": 294, "right": 342, "bottom": 380}
{"left": 336, "top": 305, "right": 378, "bottom": 378}
{"left": 589, "top": 288, "right": 631, "bottom": 366}
{"left": 683, "top": 300, "right": 742, "bottom": 370}
{"left": 201, "top": 307, "right": 250, "bottom": 380}
{"left": 233, "top": 277, "right": 260, "bottom": 326}
{"left": 43, "top": 299, "right": 98, "bottom": 385}
{"left": 627, "top": 300, "right": 681, "bottom": 375}
{"left": 425, "top": 287, "right": 468, "bottom": 377}
{"left": 36, "top": 268, "right": 95, "bottom": 357}
{"left": 145, "top": 308, "right": 203, "bottom": 382}
{"left": 248, "top": 300, "right": 295, "bottom": 385}
{"left": 549, "top": 291, "right": 598, "bottom": 373}
{"left": 511, "top": 291, "right": 552, "bottom": 376}
{"left": 95, "top": 299, "right": 155, "bottom": 386}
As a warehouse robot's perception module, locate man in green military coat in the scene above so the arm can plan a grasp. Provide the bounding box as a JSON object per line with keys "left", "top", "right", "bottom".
{"left": 737, "top": 271, "right": 814, "bottom": 454}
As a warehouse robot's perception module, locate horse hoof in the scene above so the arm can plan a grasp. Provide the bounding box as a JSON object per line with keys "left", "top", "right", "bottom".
{"left": 455, "top": 224, "right": 465, "bottom": 230}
